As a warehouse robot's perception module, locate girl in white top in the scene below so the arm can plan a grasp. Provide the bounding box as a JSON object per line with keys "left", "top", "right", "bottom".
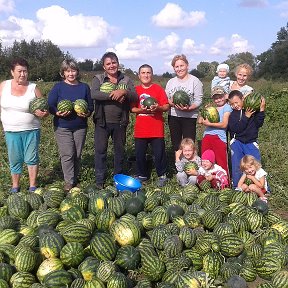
{"left": 229, "top": 63, "right": 253, "bottom": 97}
{"left": 237, "top": 155, "right": 268, "bottom": 202}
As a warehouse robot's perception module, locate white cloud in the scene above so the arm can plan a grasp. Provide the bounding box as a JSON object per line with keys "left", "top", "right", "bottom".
{"left": 0, "top": 0, "right": 14, "bottom": 13}
{"left": 0, "top": 5, "right": 113, "bottom": 48}
{"left": 0, "top": 16, "right": 40, "bottom": 45}
{"left": 36, "top": 5, "right": 112, "bottom": 48}
{"left": 157, "top": 32, "right": 180, "bottom": 54}
{"left": 182, "top": 39, "right": 205, "bottom": 55}
{"left": 238, "top": 0, "right": 268, "bottom": 7}
{"left": 209, "top": 34, "right": 253, "bottom": 55}
{"left": 108, "top": 35, "right": 153, "bottom": 60}
{"left": 152, "top": 3, "right": 206, "bottom": 28}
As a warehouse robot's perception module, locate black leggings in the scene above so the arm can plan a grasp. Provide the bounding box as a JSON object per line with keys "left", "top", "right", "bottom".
{"left": 168, "top": 115, "right": 197, "bottom": 151}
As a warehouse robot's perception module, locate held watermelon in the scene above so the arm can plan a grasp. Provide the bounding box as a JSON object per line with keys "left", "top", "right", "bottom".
{"left": 200, "top": 105, "right": 220, "bottom": 123}
{"left": 29, "top": 97, "right": 49, "bottom": 114}
{"left": 142, "top": 97, "right": 157, "bottom": 108}
{"left": 116, "top": 83, "right": 128, "bottom": 90}
{"left": 172, "top": 90, "right": 190, "bottom": 106}
{"left": 99, "top": 82, "right": 116, "bottom": 93}
{"left": 57, "top": 100, "right": 73, "bottom": 113}
{"left": 73, "top": 99, "right": 88, "bottom": 114}
{"left": 184, "top": 161, "right": 199, "bottom": 173}
{"left": 243, "top": 92, "right": 262, "bottom": 111}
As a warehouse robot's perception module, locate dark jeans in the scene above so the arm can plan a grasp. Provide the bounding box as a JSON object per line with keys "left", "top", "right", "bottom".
{"left": 94, "top": 123, "right": 126, "bottom": 185}
{"left": 168, "top": 115, "right": 197, "bottom": 151}
{"left": 135, "top": 138, "right": 167, "bottom": 178}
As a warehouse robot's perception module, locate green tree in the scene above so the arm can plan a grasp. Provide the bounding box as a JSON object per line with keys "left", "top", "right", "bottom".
{"left": 78, "top": 59, "right": 94, "bottom": 71}
{"left": 225, "top": 52, "right": 257, "bottom": 75}
{"left": 257, "top": 22, "right": 288, "bottom": 80}
{"left": 197, "top": 61, "right": 217, "bottom": 78}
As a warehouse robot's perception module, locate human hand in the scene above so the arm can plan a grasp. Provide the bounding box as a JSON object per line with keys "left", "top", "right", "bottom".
{"left": 186, "top": 168, "right": 198, "bottom": 176}
{"left": 56, "top": 111, "right": 71, "bottom": 117}
{"left": 174, "top": 103, "right": 190, "bottom": 111}
{"left": 77, "top": 111, "right": 90, "bottom": 118}
{"left": 110, "top": 89, "right": 126, "bottom": 102}
{"left": 147, "top": 103, "right": 158, "bottom": 112}
{"left": 205, "top": 174, "right": 213, "bottom": 181}
{"left": 34, "top": 109, "right": 49, "bottom": 118}
{"left": 202, "top": 118, "right": 211, "bottom": 126}
{"left": 244, "top": 107, "right": 255, "bottom": 118}
{"left": 260, "top": 97, "right": 266, "bottom": 111}
{"left": 175, "top": 149, "right": 182, "bottom": 161}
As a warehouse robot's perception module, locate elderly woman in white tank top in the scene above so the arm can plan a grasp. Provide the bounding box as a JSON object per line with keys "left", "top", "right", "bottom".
{"left": 0, "top": 58, "right": 48, "bottom": 193}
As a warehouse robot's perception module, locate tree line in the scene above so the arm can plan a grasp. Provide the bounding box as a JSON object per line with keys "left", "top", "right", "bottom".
{"left": 0, "top": 23, "right": 288, "bottom": 82}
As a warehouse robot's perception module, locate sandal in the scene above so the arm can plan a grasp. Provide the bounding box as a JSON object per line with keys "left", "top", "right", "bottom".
{"left": 29, "top": 186, "right": 37, "bottom": 192}
{"left": 10, "top": 187, "right": 20, "bottom": 193}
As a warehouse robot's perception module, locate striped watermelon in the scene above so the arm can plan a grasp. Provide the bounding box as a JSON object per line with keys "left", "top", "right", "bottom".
{"left": 110, "top": 219, "right": 141, "bottom": 247}
{"left": 140, "top": 254, "right": 165, "bottom": 282}
{"left": 219, "top": 233, "right": 244, "bottom": 257}
{"left": 271, "top": 269, "right": 288, "bottom": 288}
{"left": 60, "top": 242, "right": 85, "bottom": 267}
{"left": 14, "top": 246, "right": 37, "bottom": 272}
{"left": 90, "top": 232, "right": 117, "bottom": 261}
{"left": 106, "top": 272, "right": 127, "bottom": 288}
{"left": 10, "top": 271, "right": 36, "bottom": 288}
{"left": 99, "top": 82, "right": 116, "bottom": 93}
{"left": 172, "top": 90, "right": 190, "bottom": 106}
{"left": 60, "top": 223, "right": 92, "bottom": 245}
{"left": 73, "top": 99, "right": 88, "bottom": 114}
{"left": 115, "top": 245, "right": 141, "bottom": 270}
{"left": 39, "top": 230, "right": 65, "bottom": 259}
{"left": 29, "top": 97, "right": 49, "bottom": 113}
{"left": 96, "top": 261, "right": 117, "bottom": 283}
{"left": 78, "top": 256, "right": 100, "bottom": 281}
{"left": 36, "top": 258, "right": 64, "bottom": 283}
{"left": 43, "top": 269, "right": 73, "bottom": 287}
{"left": 57, "top": 99, "right": 73, "bottom": 113}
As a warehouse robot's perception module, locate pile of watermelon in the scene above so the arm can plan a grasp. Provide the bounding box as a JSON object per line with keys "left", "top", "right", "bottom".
{"left": 0, "top": 180, "right": 287, "bottom": 287}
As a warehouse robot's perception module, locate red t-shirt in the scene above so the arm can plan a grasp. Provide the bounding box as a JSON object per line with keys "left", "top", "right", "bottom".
{"left": 133, "top": 83, "right": 168, "bottom": 138}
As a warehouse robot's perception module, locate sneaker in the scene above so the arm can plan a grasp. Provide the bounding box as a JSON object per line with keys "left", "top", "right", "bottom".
{"left": 157, "top": 175, "right": 167, "bottom": 187}
{"left": 134, "top": 176, "right": 148, "bottom": 183}
{"left": 28, "top": 186, "right": 37, "bottom": 192}
{"left": 10, "top": 187, "right": 20, "bottom": 193}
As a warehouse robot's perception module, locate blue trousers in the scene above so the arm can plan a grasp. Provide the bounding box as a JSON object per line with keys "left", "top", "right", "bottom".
{"left": 230, "top": 139, "right": 261, "bottom": 187}
{"left": 135, "top": 138, "right": 167, "bottom": 178}
{"left": 94, "top": 123, "right": 126, "bottom": 185}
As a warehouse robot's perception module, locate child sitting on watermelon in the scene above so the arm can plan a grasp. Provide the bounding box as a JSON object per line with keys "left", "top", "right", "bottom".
{"left": 175, "top": 138, "right": 201, "bottom": 186}
{"left": 237, "top": 155, "right": 269, "bottom": 202}
{"left": 196, "top": 149, "right": 229, "bottom": 190}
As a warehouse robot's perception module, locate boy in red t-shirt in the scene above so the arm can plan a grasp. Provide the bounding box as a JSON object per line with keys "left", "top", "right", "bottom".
{"left": 131, "top": 64, "right": 170, "bottom": 187}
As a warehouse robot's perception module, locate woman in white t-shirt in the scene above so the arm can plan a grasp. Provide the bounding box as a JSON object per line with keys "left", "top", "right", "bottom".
{"left": 0, "top": 58, "right": 48, "bottom": 193}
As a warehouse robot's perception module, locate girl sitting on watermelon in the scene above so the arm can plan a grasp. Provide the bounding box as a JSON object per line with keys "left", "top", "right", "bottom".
{"left": 237, "top": 155, "right": 269, "bottom": 202}
{"left": 196, "top": 149, "right": 229, "bottom": 190}
{"left": 175, "top": 138, "right": 201, "bottom": 186}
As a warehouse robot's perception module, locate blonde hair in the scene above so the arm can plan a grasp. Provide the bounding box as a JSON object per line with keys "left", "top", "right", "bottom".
{"left": 171, "top": 54, "right": 189, "bottom": 67}
{"left": 240, "top": 155, "right": 261, "bottom": 171}
{"left": 235, "top": 63, "right": 253, "bottom": 77}
{"left": 179, "top": 138, "right": 198, "bottom": 156}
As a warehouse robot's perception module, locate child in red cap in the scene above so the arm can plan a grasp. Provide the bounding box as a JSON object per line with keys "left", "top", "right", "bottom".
{"left": 197, "top": 149, "right": 229, "bottom": 189}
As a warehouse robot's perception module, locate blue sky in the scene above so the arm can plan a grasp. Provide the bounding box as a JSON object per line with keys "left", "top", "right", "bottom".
{"left": 0, "top": 0, "right": 287, "bottom": 74}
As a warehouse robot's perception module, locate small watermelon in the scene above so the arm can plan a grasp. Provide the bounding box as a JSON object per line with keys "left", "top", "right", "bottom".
{"left": 200, "top": 105, "right": 220, "bottom": 123}
{"left": 57, "top": 100, "right": 73, "bottom": 113}
{"left": 73, "top": 99, "right": 88, "bottom": 114}
{"left": 29, "top": 97, "right": 49, "bottom": 114}
{"left": 243, "top": 92, "right": 262, "bottom": 111}
{"left": 184, "top": 161, "right": 199, "bottom": 173}
{"left": 100, "top": 82, "right": 116, "bottom": 93}
{"left": 173, "top": 90, "right": 190, "bottom": 106}
{"left": 142, "top": 97, "right": 157, "bottom": 108}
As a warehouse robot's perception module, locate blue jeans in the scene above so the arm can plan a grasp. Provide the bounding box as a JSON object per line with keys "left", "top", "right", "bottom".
{"left": 94, "top": 123, "right": 126, "bottom": 185}
{"left": 230, "top": 139, "right": 261, "bottom": 187}
{"left": 135, "top": 138, "right": 167, "bottom": 178}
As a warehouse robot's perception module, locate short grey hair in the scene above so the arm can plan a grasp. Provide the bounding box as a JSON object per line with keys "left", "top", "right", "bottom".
{"left": 60, "top": 59, "right": 79, "bottom": 78}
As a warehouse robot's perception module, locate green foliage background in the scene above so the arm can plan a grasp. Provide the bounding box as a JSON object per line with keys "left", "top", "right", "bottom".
{"left": 0, "top": 79, "right": 287, "bottom": 215}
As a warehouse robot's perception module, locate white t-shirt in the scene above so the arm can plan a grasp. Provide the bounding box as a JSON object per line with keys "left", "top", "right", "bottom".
{"left": 198, "top": 163, "right": 227, "bottom": 176}
{"left": 0, "top": 80, "right": 40, "bottom": 131}
{"left": 243, "top": 168, "right": 268, "bottom": 190}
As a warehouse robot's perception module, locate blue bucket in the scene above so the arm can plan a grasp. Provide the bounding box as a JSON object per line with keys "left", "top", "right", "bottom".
{"left": 113, "top": 174, "right": 142, "bottom": 192}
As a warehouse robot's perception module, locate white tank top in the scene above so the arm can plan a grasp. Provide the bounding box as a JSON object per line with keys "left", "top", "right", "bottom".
{"left": 0, "top": 80, "right": 40, "bottom": 131}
